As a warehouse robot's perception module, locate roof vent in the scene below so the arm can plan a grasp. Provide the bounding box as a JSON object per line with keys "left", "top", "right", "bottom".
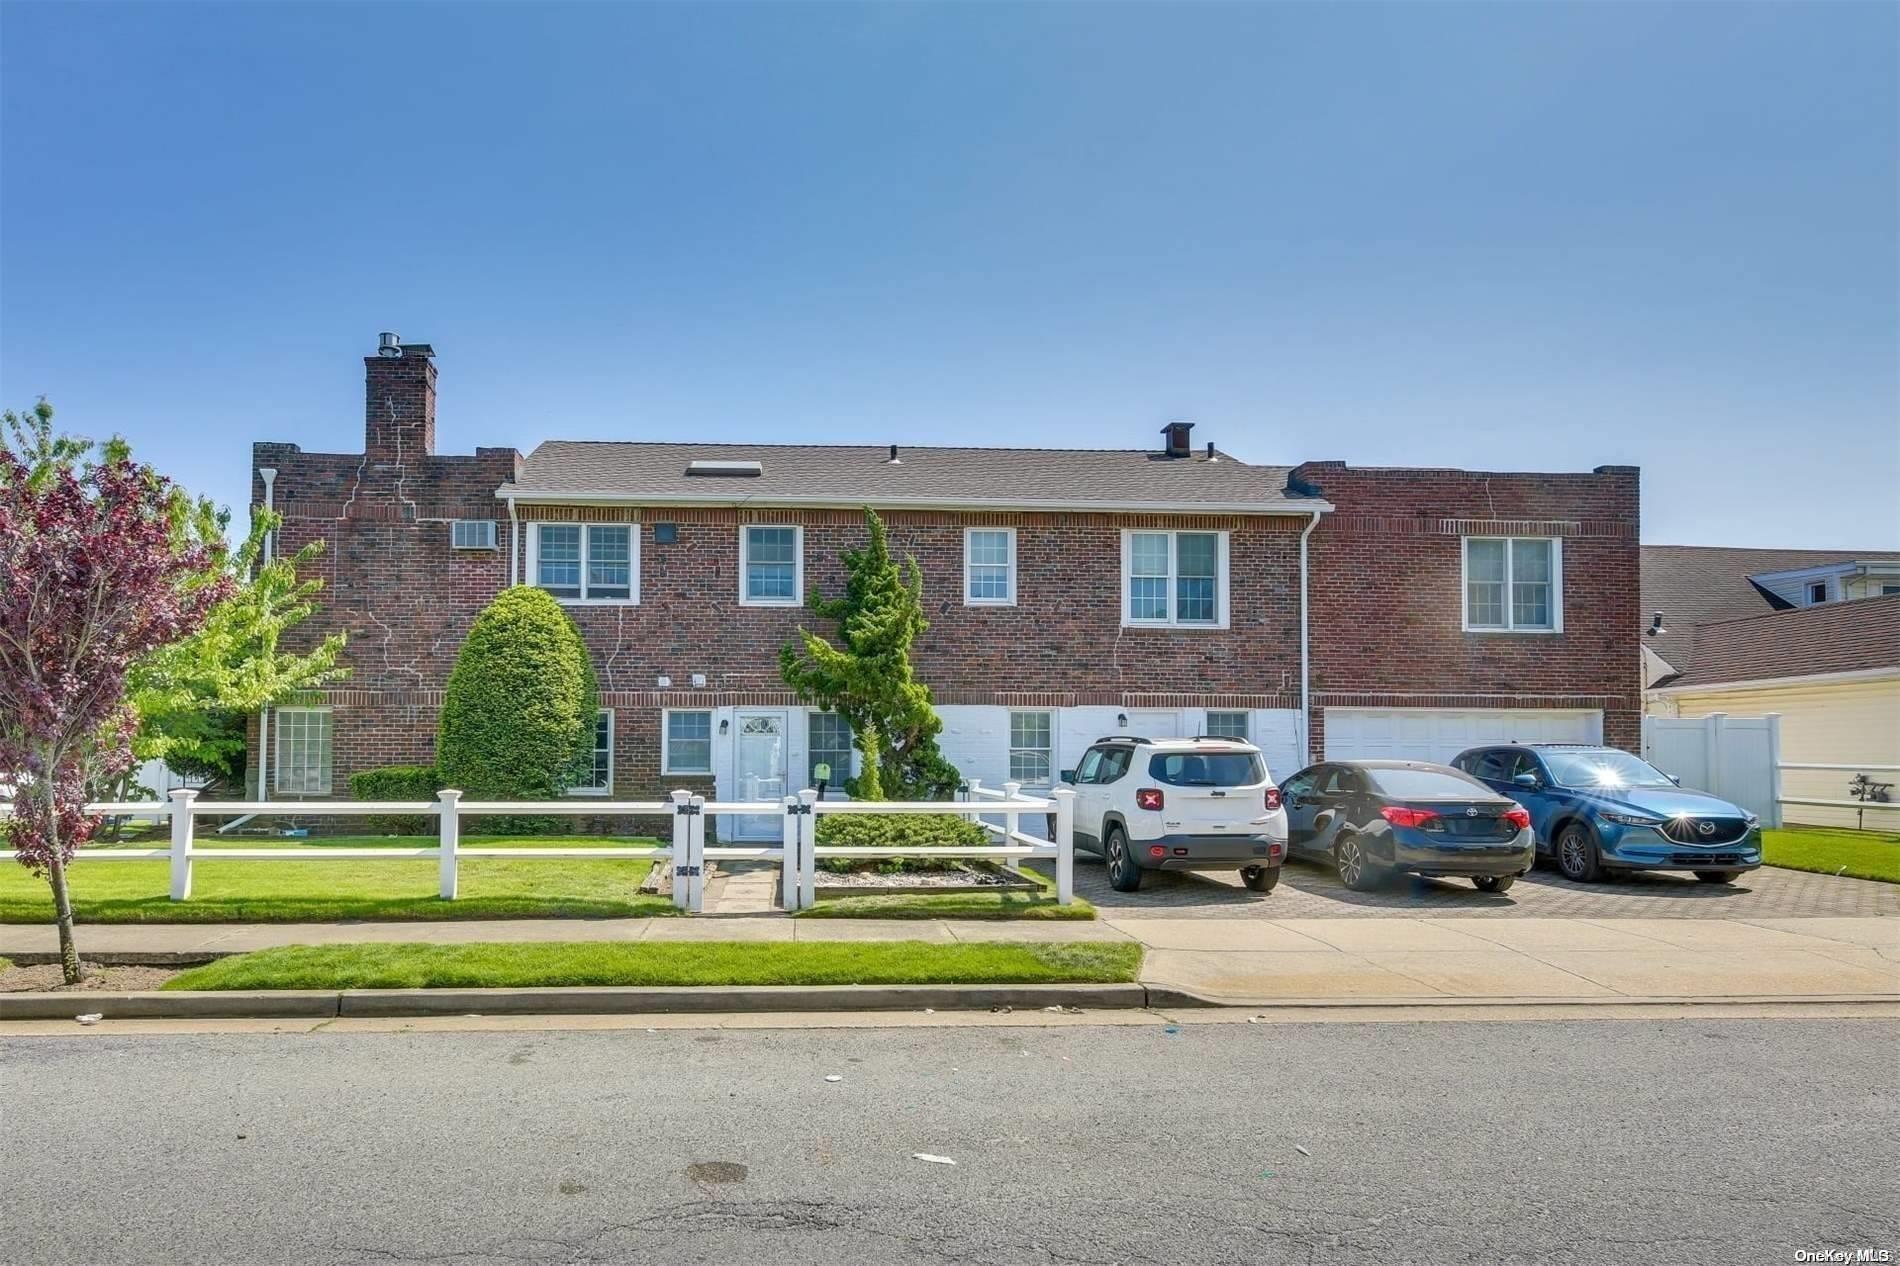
{"left": 686, "top": 459, "right": 763, "bottom": 477}
{"left": 887, "top": 444, "right": 901, "bottom": 465}
{"left": 377, "top": 331, "right": 402, "bottom": 358}
{"left": 1160, "top": 420, "right": 1195, "bottom": 458}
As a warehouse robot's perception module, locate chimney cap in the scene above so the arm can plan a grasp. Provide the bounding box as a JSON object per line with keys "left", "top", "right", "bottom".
{"left": 377, "top": 332, "right": 401, "bottom": 358}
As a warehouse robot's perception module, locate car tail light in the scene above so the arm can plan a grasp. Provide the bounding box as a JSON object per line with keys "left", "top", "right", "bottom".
{"left": 1502, "top": 807, "right": 1531, "bottom": 830}
{"left": 1380, "top": 806, "right": 1440, "bottom": 829}
{"left": 1136, "top": 788, "right": 1164, "bottom": 811}
{"left": 1148, "top": 845, "right": 1166, "bottom": 858}
{"left": 1264, "top": 786, "right": 1283, "bottom": 812}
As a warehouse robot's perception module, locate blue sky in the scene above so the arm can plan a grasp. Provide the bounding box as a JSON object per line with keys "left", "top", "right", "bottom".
{"left": 2, "top": 1, "right": 1894, "bottom": 547}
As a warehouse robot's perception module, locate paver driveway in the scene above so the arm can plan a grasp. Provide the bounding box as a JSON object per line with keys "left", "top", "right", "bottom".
{"left": 1050, "top": 856, "right": 1900, "bottom": 920}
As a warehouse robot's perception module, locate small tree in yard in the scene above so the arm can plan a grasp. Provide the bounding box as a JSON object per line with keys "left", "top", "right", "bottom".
{"left": 0, "top": 401, "right": 233, "bottom": 983}
{"left": 437, "top": 587, "right": 599, "bottom": 805}
{"left": 780, "top": 508, "right": 960, "bottom": 801}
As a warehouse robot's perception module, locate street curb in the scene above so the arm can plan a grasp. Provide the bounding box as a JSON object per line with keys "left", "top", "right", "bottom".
{"left": 0, "top": 982, "right": 1178, "bottom": 1021}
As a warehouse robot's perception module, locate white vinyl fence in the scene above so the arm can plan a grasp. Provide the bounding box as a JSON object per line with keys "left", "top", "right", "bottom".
{"left": 1643, "top": 712, "right": 1900, "bottom": 830}
{"left": 58, "top": 786, "right": 1075, "bottom": 914}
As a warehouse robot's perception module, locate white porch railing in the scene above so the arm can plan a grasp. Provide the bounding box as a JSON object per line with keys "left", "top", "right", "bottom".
{"left": 52, "top": 785, "right": 1075, "bottom": 915}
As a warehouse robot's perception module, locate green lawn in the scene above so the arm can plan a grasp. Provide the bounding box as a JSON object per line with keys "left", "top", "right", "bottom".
{"left": 163, "top": 939, "right": 1143, "bottom": 990}
{"left": 1764, "top": 826, "right": 1900, "bottom": 884}
{"left": 0, "top": 836, "right": 674, "bottom": 923}
{"left": 796, "top": 864, "right": 1096, "bottom": 920}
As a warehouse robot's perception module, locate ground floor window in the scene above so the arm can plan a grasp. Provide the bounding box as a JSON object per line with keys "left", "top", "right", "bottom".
{"left": 1009, "top": 710, "right": 1053, "bottom": 785}
{"left": 274, "top": 707, "right": 333, "bottom": 795}
{"left": 568, "top": 709, "right": 613, "bottom": 795}
{"left": 664, "top": 709, "right": 714, "bottom": 774}
{"left": 1204, "top": 710, "right": 1249, "bottom": 741}
{"left": 808, "top": 711, "right": 853, "bottom": 790}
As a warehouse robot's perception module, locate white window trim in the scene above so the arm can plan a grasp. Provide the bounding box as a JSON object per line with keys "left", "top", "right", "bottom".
{"left": 738, "top": 525, "right": 804, "bottom": 607}
{"left": 1119, "top": 529, "right": 1230, "bottom": 629}
{"left": 566, "top": 708, "right": 615, "bottom": 797}
{"left": 1805, "top": 580, "right": 1830, "bottom": 605}
{"left": 1461, "top": 536, "right": 1564, "bottom": 634}
{"left": 962, "top": 527, "right": 1018, "bottom": 607}
{"left": 1204, "top": 709, "right": 1250, "bottom": 741}
{"left": 527, "top": 522, "right": 640, "bottom": 606}
{"left": 662, "top": 708, "right": 715, "bottom": 775}
{"left": 450, "top": 519, "right": 498, "bottom": 551}
{"left": 272, "top": 705, "right": 333, "bottom": 796}
{"left": 1008, "top": 709, "right": 1056, "bottom": 786}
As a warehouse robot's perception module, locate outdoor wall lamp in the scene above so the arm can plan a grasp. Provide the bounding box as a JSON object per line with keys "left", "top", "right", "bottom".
{"left": 1117, "top": 712, "right": 1128, "bottom": 728}
{"left": 719, "top": 719, "right": 730, "bottom": 735}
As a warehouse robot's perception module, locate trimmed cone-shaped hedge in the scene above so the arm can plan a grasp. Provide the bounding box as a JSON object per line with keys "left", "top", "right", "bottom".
{"left": 437, "top": 587, "right": 599, "bottom": 802}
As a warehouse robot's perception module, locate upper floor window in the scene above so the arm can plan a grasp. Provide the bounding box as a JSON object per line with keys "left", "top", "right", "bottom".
{"left": 532, "top": 523, "right": 636, "bottom": 603}
{"left": 1807, "top": 581, "right": 1829, "bottom": 605}
{"left": 964, "top": 528, "right": 1016, "bottom": 605}
{"left": 450, "top": 519, "right": 497, "bottom": 550}
{"left": 568, "top": 710, "right": 614, "bottom": 796}
{"left": 741, "top": 526, "right": 802, "bottom": 606}
{"left": 274, "top": 706, "right": 333, "bottom": 796}
{"left": 1464, "top": 537, "right": 1561, "bottom": 633}
{"left": 1122, "top": 530, "right": 1228, "bottom": 628}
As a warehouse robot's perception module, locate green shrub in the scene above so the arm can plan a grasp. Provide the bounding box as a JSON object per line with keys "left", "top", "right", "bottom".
{"left": 348, "top": 764, "right": 442, "bottom": 835}
{"left": 437, "top": 587, "right": 598, "bottom": 833}
{"left": 816, "top": 811, "right": 990, "bottom": 874}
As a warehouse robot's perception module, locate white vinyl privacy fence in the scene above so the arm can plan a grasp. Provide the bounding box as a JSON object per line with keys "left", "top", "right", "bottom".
{"left": 60, "top": 786, "right": 1075, "bottom": 914}
{"left": 1642, "top": 712, "right": 1900, "bottom": 830}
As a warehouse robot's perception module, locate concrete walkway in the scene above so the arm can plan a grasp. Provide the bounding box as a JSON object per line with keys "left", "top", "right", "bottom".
{"left": 6, "top": 914, "right": 1896, "bottom": 1005}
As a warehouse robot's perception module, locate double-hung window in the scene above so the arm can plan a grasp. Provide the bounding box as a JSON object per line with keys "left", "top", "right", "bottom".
{"left": 1204, "top": 710, "right": 1249, "bottom": 741}
{"left": 1464, "top": 537, "right": 1561, "bottom": 632}
{"left": 964, "top": 528, "right": 1016, "bottom": 605}
{"left": 663, "top": 710, "right": 714, "bottom": 775}
{"left": 1123, "top": 530, "right": 1227, "bottom": 627}
{"left": 740, "top": 526, "right": 802, "bottom": 606}
{"left": 808, "top": 711, "right": 854, "bottom": 789}
{"left": 273, "top": 707, "right": 333, "bottom": 796}
{"left": 533, "top": 523, "right": 636, "bottom": 603}
{"left": 1008, "top": 710, "right": 1053, "bottom": 785}
{"left": 568, "top": 710, "right": 613, "bottom": 795}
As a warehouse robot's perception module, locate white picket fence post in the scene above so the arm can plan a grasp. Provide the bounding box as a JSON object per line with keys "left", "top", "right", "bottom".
{"left": 167, "top": 788, "right": 197, "bottom": 901}
{"left": 798, "top": 787, "right": 819, "bottom": 911}
{"left": 780, "top": 795, "right": 802, "bottom": 912}
{"left": 1050, "top": 786, "right": 1075, "bottom": 905}
{"left": 670, "top": 790, "right": 692, "bottom": 912}
{"left": 436, "top": 789, "right": 461, "bottom": 900}
{"left": 1001, "top": 780, "right": 1023, "bottom": 871}
{"left": 686, "top": 793, "right": 708, "bottom": 913}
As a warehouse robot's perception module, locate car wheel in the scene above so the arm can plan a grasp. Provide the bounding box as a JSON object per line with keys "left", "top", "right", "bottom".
{"left": 1694, "top": 870, "right": 1737, "bottom": 884}
{"left": 1105, "top": 827, "right": 1143, "bottom": 892}
{"left": 1555, "top": 823, "right": 1603, "bottom": 883}
{"left": 1334, "top": 834, "right": 1383, "bottom": 892}
{"left": 1472, "top": 874, "right": 1515, "bottom": 893}
{"left": 1241, "top": 865, "right": 1280, "bottom": 893}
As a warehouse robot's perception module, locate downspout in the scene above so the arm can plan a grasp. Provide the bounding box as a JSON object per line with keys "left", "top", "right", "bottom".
{"left": 1299, "top": 508, "right": 1326, "bottom": 765}
{"left": 229, "top": 469, "right": 277, "bottom": 831}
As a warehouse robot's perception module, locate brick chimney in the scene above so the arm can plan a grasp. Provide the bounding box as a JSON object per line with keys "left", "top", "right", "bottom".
{"left": 364, "top": 332, "right": 436, "bottom": 461}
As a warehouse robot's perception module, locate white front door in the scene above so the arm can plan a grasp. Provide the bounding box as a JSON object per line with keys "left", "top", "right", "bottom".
{"left": 730, "top": 710, "right": 789, "bottom": 841}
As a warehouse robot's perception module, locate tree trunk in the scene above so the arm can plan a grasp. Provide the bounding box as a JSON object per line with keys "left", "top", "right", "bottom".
{"left": 46, "top": 853, "right": 83, "bottom": 985}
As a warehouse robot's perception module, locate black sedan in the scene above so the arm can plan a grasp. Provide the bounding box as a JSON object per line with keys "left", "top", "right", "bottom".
{"left": 1280, "top": 760, "right": 1535, "bottom": 893}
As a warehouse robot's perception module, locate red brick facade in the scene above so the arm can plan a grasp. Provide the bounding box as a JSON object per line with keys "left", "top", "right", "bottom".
{"left": 246, "top": 344, "right": 1642, "bottom": 801}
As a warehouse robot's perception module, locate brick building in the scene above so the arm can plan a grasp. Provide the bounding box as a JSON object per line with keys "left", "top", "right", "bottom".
{"left": 249, "top": 336, "right": 1640, "bottom": 839}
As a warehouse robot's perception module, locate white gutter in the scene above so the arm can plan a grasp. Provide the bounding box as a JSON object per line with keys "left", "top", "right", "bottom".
{"left": 1299, "top": 508, "right": 1327, "bottom": 764}
{"left": 495, "top": 487, "right": 1334, "bottom": 517}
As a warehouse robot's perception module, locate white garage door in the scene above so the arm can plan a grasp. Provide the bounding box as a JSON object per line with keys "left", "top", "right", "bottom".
{"left": 1323, "top": 708, "right": 1602, "bottom": 764}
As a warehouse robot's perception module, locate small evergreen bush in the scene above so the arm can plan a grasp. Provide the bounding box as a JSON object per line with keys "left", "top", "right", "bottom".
{"left": 815, "top": 811, "right": 989, "bottom": 874}
{"left": 348, "top": 764, "right": 442, "bottom": 835}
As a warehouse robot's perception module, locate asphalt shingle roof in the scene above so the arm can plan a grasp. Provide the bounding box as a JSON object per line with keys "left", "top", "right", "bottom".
{"left": 1666, "top": 594, "right": 1900, "bottom": 688}
{"left": 509, "top": 441, "right": 1320, "bottom": 511}
{"left": 1640, "top": 545, "right": 1900, "bottom": 675}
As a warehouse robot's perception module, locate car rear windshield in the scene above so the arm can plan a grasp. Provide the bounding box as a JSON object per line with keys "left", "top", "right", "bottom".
{"left": 1147, "top": 751, "right": 1265, "bottom": 787}
{"left": 1365, "top": 767, "right": 1490, "bottom": 798}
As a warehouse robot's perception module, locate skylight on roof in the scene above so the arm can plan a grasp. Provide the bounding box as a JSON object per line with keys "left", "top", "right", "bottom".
{"left": 686, "top": 460, "right": 763, "bottom": 477}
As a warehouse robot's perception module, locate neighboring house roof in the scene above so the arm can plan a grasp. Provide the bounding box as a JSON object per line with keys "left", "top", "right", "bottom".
{"left": 503, "top": 441, "right": 1327, "bottom": 513}
{"left": 1658, "top": 594, "right": 1900, "bottom": 690}
{"left": 1640, "top": 545, "right": 1900, "bottom": 675}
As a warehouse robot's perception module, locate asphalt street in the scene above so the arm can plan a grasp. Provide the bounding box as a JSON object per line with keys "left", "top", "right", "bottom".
{"left": 3, "top": 1016, "right": 1896, "bottom": 1265}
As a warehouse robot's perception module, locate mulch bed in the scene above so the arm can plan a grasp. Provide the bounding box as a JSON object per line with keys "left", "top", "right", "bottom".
{"left": 1, "top": 961, "right": 179, "bottom": 993}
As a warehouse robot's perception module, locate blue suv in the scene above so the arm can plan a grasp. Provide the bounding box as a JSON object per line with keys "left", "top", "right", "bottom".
{"left": 1451, "top": 744, "right": 1762, "bottom": 885}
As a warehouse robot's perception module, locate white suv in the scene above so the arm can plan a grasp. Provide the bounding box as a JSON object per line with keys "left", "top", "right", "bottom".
{"left": 1060, "top": 736, "right": 1288, "bottom": 893}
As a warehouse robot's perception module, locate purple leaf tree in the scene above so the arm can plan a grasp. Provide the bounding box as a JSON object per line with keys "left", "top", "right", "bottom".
{"left": 0, "top": 403, "right": 233, "bottom": 983}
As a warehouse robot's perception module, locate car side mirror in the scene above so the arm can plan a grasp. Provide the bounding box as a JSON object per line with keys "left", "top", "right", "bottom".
{"left": 1512, "top": 772, "right": 1543, "bottom": 790}
{"left": 1059, "top": 769, "right": 1077, "bottom": 784}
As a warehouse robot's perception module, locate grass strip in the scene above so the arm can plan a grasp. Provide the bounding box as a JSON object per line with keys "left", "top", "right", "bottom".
{"left": 1763, "top": 827, "right": 1900, "bottom": 884}
{"left": 163, "top": 939, "right": 1143, "bottom": 991}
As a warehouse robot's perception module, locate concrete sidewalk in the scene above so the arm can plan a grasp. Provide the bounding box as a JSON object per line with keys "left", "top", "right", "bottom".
{"left": 6, "top": 914, "right": 1897, "bottom": 1005}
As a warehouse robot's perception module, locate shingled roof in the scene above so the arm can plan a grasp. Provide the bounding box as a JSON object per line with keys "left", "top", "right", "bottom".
{"left": 1662, "top": 594, "right": 1900, "bottom": 689}
{"left": 504, "top": 441, "right": 1324, "bottom": 512}
{"left": 1641, "top": 545, "right": 1900, "bottom": 676}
